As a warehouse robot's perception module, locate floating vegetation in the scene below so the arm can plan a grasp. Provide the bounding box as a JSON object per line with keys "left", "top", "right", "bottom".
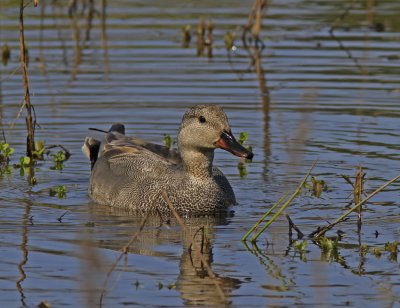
{"left": 293, "top": 240, "right": 307, "bottom": 251}
{"left": 12, "top": 156, "right": 36, "bottom": 183}
{"left": 293, "top": 240, "right": 307, "bottom": 262}
{"left": 2, "top": 43, "right": 10, "bottom": 66}
{"left": 238, "top": 132, "right": 253, "bottom": 161}
{"left": 309, "top": 176, "right": 327, "bottom": 197}
{"left": 49, "top": 185, "right": 67, "bottom": 198}
{"left": 384, "top": 241, "right": 398, "bottom": 261}
{"left": 51, "top": 150, "right": 68, "bottom": 163}
{"left": 237, "top": 161, "right": 247, "bottom": 178}
{"left": 14, "top": 156, "right": 32, "bottom": 174}
{"left": 0, "top": 142, "right": 15, "bottom": 168}
{"left": 236, "top": 132, "right": 253, "bottom": 177}
{"left": 181, "top": 25, "right": 191, "bottom": 48}
{"left": 50, "top": 150, "right": 68, "bottom": 170}
{"left": 224, "top": 31, "right": 236, "bottom": 51}
{"left": 33, "top": 140, "right": 46, "bottom": 160}
{"left": 163, "top": 134, "right": 175, "bottom": 149}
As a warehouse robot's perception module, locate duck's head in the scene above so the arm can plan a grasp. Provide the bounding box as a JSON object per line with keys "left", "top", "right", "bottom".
{"left": 178, "top": 105, "right": 253, "bottom": 160}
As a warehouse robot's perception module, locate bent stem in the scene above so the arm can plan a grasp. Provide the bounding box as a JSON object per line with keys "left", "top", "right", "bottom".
{"left": 314, "top": 174, "right": 400, "bottom": 238}
{"left": 248, "top": 161, "right": 317, "bottom": 243}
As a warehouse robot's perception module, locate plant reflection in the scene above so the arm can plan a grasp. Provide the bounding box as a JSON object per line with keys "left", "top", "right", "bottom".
{"left": 16, "top": 200, "right": 32, "bottom": 307}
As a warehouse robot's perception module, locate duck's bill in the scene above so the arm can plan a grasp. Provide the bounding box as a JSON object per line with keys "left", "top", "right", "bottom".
{"left": 216, "top": 130, "right": 254, "bottom": 159}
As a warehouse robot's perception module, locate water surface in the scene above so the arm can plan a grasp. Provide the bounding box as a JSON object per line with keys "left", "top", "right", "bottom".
{"left": 1, "top": 0, "right": 399, "bottom": 306}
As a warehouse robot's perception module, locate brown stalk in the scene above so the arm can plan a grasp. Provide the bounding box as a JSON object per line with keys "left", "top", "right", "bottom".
{"left": 286, "top": 214, "right": 304, "bottom": 239}
{"left": 100, "top": 0, "right": 109, "bottom": 76}
{"left": 19, "top": 0, "right": 35, "bottom": 160}
{"left": 354, "top": 166, "right": 365, "bottom": 233}
{"left": 161, "top": 191, "right": 227, "bottom": 304}
{"left": 85, "top": 0, "right": 95, "bottom": 41}
{"left": 196, "top": 18, "right": 205, "bottom": 56}
{"left": 206, "top": 20, "right": 213, "bottom": 59}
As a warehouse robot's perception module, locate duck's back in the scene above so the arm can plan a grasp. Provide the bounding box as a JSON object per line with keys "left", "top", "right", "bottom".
{"left": 89, "top": 141, "right": 181, "bottom": 210}
{"left": 88, "top": 134, "right": 235, "bottom": 213}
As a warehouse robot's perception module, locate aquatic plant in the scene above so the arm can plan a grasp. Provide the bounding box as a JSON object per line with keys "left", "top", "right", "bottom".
{"left": 51, "top": 150, "right": 67, "bottom": 163}
{"left": 19, "top": 0, "right": 36, "bottom": 160}
{"left": 0, "top": 142, "right": 14, "bottom": 166}
{"left": 33, "top": 140, "right": 46, "bottom": 160}
{"left": 13, "top": 156, "right": 36, "bottom": 183}
{"left": 49, "top": 185, "right": 67, "bottom": 198}
{"left": 1, "top": 44, "right": 10, "bottom": 66}
{"left": 242, "top": 162, "right": 316, "bottom": 242}
{"left": 384, "top": 241, "right": 398, "bottom": 261}
{"left": 309, "top": 176, "right": 327, "bottom": 197}
{"left": 163, "top": 134, "right": 175, "bottom": 149}
{"left": 237, "top": 161, "right": 248, "bottom": 178}
{"left": 293, "top": 240, "right": 308, "bottom": 262}
{"left": 181, "top": 25, "right": 191, "bottom": 48}
{"left": 313, "top": 174, "right": 400, "bottom": 238}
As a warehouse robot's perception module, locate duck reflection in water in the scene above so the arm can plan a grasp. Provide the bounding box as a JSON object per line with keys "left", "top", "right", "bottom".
{"left": 87, "top": 204, "right": 241, "bottom": 305}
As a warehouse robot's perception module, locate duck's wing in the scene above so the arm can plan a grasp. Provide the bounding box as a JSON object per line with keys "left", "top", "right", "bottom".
{"left": 104, "top": 132, "right": 182, "bottom": 164}
{"left": 97, "top": 137, "right": 181, "bottom": 184}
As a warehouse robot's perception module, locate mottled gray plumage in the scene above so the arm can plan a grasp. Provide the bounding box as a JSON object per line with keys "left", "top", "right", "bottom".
{"left": 83, "top": 105, "right": 253, "bottom": 214}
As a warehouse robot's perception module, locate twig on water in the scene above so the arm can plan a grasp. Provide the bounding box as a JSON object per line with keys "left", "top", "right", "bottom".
{"left": 286, "top": 214, "right": 304, "bottom": 239}
{"left": 161, "top": 191, "right": 227, "bottom": 304}
{"left": 328, "top": 0, "right": 368, "bottom": 74}
{"left": 57, "top": 210, "right": 69, "bottom": 222}
{"left": 99, "top": 211, "right": 151, "bottom": 306}
{"left": 313, "top": 174, "right": 400, "bottom": 238}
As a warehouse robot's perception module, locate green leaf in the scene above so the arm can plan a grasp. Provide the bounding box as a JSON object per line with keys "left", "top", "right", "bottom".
{"left": 238, "top": 132, "right": 249, "bottom": 145}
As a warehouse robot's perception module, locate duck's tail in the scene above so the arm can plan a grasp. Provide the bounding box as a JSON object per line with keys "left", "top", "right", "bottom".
{"left": 83, "top": 123, "right": 126, "bottom": 170}
{"left": 82, "top": 137, "right": 101, "bottom": 170}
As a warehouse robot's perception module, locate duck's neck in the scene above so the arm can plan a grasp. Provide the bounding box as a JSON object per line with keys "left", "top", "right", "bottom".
{"left": 180, "top": 147, "right": 214, "bottom": 179}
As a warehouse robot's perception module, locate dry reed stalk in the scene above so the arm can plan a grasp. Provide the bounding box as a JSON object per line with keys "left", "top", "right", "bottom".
{"left": 354, "top": 166, "right": 365, "bottom": 232}
{"left": 100, "top": 0, "right": 109, "bottom": 76}
{"left": 19, "top": 0, "right": 35, "bottom": 160}
{"left": 286, "top": 214, "right": 304, "bottom": 239}
{"left": 206, "top": 20, "right": 213, "bottom": 58}
{"left": 161, "top": 191, "right": 227, "bottom": 304}
{"left": 196, "top": 18, "right": 205, "bottom": 56}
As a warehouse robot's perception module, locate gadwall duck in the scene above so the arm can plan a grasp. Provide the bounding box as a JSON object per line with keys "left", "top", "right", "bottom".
{"left": 83, "top": 105, "right": 253, "bottom": 214}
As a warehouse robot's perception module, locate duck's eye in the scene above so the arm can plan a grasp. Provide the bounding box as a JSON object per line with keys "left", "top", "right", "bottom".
{"left": 199, "top": 116, "right": 206, "bottom": 123}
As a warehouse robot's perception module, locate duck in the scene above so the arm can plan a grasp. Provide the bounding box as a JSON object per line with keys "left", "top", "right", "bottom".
{"left": 82, "top": 105, "right": 253, "bottom": 214}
